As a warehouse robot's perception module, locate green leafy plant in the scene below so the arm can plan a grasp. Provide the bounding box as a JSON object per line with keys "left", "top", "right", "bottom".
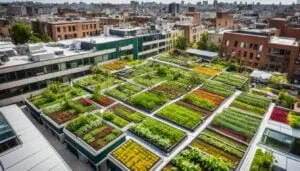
{"left": 250, "top": 149, "right": 274, "bottom": 171}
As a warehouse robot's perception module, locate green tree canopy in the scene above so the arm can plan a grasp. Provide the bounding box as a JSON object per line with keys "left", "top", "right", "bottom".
{"left": 11, "top": 23, "right": 33, "bottom": 44}
{"left": 174, "top": 36, "right": 188, "bottom": 50}
{"left": 11, "top": 22, "right": 51, "bottom": 44}
{"left": 197, "top": 32, "right": 209, "bottom": 50}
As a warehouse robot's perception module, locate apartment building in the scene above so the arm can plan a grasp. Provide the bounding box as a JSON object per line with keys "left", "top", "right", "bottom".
{"left": 221, "top": 29, "right": 300, "bottom": 82}
{"left": 216, "top": 11, "right": 234, "bottom": 29}
{"left": 269, "top": 17, "right": 300, "bottom": 40}
{"left": 32, "top": 18, "right": 103, "bottom": 41}
{"left": 0, "top": 27, "right": 170, "bottom": 106}
{"left": 175, "top": 24, "right": 206, "bottom": 43}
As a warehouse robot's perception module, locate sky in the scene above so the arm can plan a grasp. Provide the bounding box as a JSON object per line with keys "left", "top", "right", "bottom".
{"left": 0, "top": 0, "right": 296, "bottom": 4}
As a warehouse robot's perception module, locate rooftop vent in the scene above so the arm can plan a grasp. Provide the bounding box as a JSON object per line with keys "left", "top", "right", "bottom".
{"left": 31, "top": 52, "right": 55, "bottom": 62}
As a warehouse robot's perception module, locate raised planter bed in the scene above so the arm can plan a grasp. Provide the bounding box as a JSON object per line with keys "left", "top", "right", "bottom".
{"left": 155, "top": 103, "right": 204, "bottom": 131}
{"left": 108, "top": 104, "right": 147, "bottom": 123}
{"left": 127, "top": 91, "right": 169, "bottom": 113}
{"left": 108, "top": 139, "right": 162, "bottom": 171}
{"left": 194, "top": 66, "right": 220, "bottom": 76}
{"left": 129, "top": 117, "right": 187, "bottom": 153}
{"left": 105, "top": 82, "right": 144, "bottom": 101}
{"left": 201, "top": 80, "right": 234, "bottom": 97}
{"left": 211, "top": 107, "right": 262, "bottom": 143}
{"left": 90, "top": 95, "right": 115, "bottom": 108}
{"left": 213, "top": 72, "right": 248, "bottom": 89}
{"left": 64, "top": 114, "right": 126, "bottom": 166}
{"left": 163, "top": 146, "right": 233, "bottom": 171}
{"left": 181, "top": 89, "right": 225, "bottom": 112}
{"left": 151, "top": 81, "right": 189, "bottom": 100}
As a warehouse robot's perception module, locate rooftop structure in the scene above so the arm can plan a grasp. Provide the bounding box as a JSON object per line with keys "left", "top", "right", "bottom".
{"left": 186, "top": 48, "right": 219, "bottom": 61}
{"left": 0, "top": 104, "right": 71, "bottom": 171}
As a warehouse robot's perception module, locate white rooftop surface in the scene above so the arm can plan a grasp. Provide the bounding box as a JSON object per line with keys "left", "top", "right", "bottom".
{"left": 250, "top": 70, "right": 272, "bottom": 80}
{"left": 186, "top": 48, "right": 218, "bottom": 58}
{"left": 0, "top": 105, "right": 71, "bottom": 171}
{"left": 269, "top": 36, "right": 298, "bottom": 46}
{"left": 0, "top": 35, "right": 125, "bottom": 68}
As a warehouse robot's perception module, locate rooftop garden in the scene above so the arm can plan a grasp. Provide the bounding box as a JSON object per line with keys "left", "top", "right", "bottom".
{"left": 211, "top": 107, "right": 262, "bottom": 143}
{"left": 213, "top": 72, "right": 248, "bottom": 89}
{"left": 181, "top": 89, "right": 225, "bottom": 112}
{"left": 117, "top": 61, "right": 163, "bottom": 79}
{"left": 128, "top": 91, "right": 168, "bottom": 112}
{"left": 163, "top": 147, "right": 232, "bottom": 171}
{"left": 201, "top": 80, "right": 234, "bottom": 97}
{"left": 133, "top": 73, "right": 165, "bottom": 87}
{"left": 103, "top": 60, "right": 126, "bottom": 71}
{"left": 155, "top": 52, "right": 199, "bottom": 68}
{"left": 97, "top": 111, "right": 130, "bottom": 128}
{"left": 278, "top": 92, "right": 296, "bottom": 109}
{"left": 129, "top": 118, "right": 186, "bottom": 152}
{"left": 74, "top": 72, "right": 123, "bottom": 92}
{"left": 231, "top": 92, "right": 271, "bottom": 116}
{"left": 105, "top": 82, "right": 144, "bottom": 101}
{"left": 111, "top": 139, "right": 161, "bottom": 170}
{"left": 155, "top": 103, "right": 204, "bottom": 130}
{"left": 250, "top": 149, "right": 274, "bottom": 171}
{"left": 42, "top": 98, "right": 97, "bottom": 125}
{"left": 194, "top": 66, "right": 220, "bottom": 76}
{"left": 66, "top": 115, "right": 123, "bottom": 151}
{"left": 90, "top": 94, "right": 115, "bottom": 107}
{"left": 30, "top": 82, "right": 86, "bottom": 109}
{"left": 151, "top": 81, "right": 189, "bottom": 100}
{"left": 108, "top": 104, "right": 147, "bottom": 123}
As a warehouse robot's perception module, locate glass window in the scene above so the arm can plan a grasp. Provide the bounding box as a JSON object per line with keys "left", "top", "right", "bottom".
{"left": 7, "top": 72, "right": 17, "bottom": 81}
{"left": 16, "top": 70, "right": 26, "bottom": 79}
{"left": 94, "top": 56, "right": 102, "bottom": 63}
{"left": 26, "top": 69, "right": 35, "bottom": 77}
{"left": 0, "top": 74, "right": 6, "bottom": 83}
{"left": 83, "top": 58, "right": 90, "bottom": 65}
{"left": 60, "top": 63, "right": 66, "bottom": 70}
{"left": 52, "top": 64, "right": 59, "bottom": 72}
{"left": 261, "top": 129, "right": 294, "bottom": 153}
{"left": 34, "top": 67, "right": 44, "bottom": 75}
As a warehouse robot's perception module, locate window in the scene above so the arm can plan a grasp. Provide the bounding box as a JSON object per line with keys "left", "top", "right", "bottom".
{"left": 34, "top": 67, "right": 44, "bottom": 75}
{"left": 94, "top": 24, "right": 96, "bottom": 29}
{"left": 249, "top": 53, "right": 253, "bottom": 60}
{"left": 234, "top": 41, "right": 238, "bottom": 47}
{"left": 68, "top": 26, "right": 71, "bottom": 32}
{"left": 72, "top": 26, "right": 76, "bottom": 31}
{"left": 57, "top": 27, "right": 61, "bottom": 32}
{"left": 259, "top": 45, "right": 263, "bottom": 52}
{"left": 63, "top": 27, "right": 66, "bottom": 32}
{"left": 240, "top": 42, "right": 245, "bottom": 48}
{"left": 243, "top": 51, "right": 247, "bottom": 58}
{"left": 226, "top": 40, "right": 230, "bottom": 46}
{"left": 0, "top": 112, "right": 20, "bottom": 153}
{"left": 90, "top": 24, "right": 92, "bottom": 29}
{"left": 82, "top": 25, "right": 85, "bottom": 30}
{"left": 83, "top": 58, "right": 90, "bottom": 65}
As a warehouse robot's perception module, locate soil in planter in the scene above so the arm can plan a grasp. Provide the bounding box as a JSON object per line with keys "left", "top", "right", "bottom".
{"left": 212, "top": 126, "right": 247, "bottom": 143}
{"left": 97, "top": 96, "right": 115, "bottom": 107}
{"left": 191, "top": 139, "right": 240, "bottom": 166}
{"left": 49, "top": 111, "right": 78, "bottom": 125}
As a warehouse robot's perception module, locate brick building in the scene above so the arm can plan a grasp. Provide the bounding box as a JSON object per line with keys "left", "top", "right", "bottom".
{"left": 221, "top": 29, "right": 300, "bottom": 81}
{"left": 186, "top": 12, "right": 201, "bottom": 25}
{"left": 175, "top": 24, "right": 206, "bottom": 44}
{"left": 269, "top": 17, "right": 300, "bottom": 40}
{"left": 32, "top": 18, "right": 125, "bottom": 41}
{"left": 216, "top": 11, "right": 234, "bottom": 29}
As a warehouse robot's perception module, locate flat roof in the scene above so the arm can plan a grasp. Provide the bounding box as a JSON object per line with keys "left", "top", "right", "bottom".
{"left": 186, "top": 48, "right": 218, "bottom": 58}
{"left": 0, "top": 35, "right": 125, "bottom": 69}
{"left": 0, "top": 105, "right": 71, "bottom": 171}
{"left": 269, "top": 36, "right": 298, "bottom": 46}
{"left": 250, "top": 70, "right": 272, "bottom": 80}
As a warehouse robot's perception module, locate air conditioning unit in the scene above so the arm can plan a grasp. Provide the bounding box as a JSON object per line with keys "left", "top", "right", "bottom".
{"left": 31, "top": 52, "right": 55, "bottom": 62}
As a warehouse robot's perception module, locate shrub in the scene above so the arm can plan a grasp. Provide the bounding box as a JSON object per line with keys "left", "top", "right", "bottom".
{"left": 288, "top": 112, "right": 300, "bottom": 128}
{"left": 278, "top": 92, "right": 295, "bottom": 109}
{"left": 250, "top": 149, "right": 273, "bottom": 171}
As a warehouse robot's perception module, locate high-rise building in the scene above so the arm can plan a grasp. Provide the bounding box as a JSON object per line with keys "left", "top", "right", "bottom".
{"left": 168, "top": 3, "right": 180, "bottom": 14}
{"left": 203, "top": 0, "right": 208, "bottom": 6}
{"left": 213, "top": 0, "right": 218, "bottom": 6}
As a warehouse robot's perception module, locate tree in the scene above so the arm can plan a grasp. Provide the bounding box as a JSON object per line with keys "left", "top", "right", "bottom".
{"left": 208, "top": 41, "right": 220, "bottom": 52}
{"left": 11, "top": 23, "right": 33, "bottom": 44}
{"left": 11, "top": 22, "right": 52, "bottom": 44}
{"left": 174, "top": 36, "right": 188, "bottom": 50}
{"left": 197, "top": 32, "right": 209, "bottom": 50}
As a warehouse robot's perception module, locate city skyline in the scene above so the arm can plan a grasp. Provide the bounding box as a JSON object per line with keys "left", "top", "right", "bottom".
{"left": 0, "top": 0, "right": 296, "bottom": 5}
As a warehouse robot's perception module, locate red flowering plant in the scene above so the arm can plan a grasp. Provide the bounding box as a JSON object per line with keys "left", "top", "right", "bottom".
{"left": 270, "top": 107, "right": 289, "bottom": 124}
